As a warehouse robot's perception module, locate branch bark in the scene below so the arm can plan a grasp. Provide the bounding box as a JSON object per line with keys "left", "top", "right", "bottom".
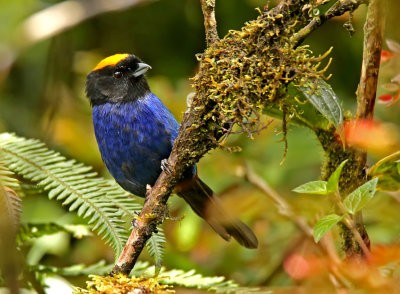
{"left": 345, "top": 0, "right": 385, "bottom": 258}
{"left": 200, "top": 0, "right": 219, "bottom": 47}
{"left": 292, "top": 0, "right": 368, "bottom": 47}
{"left": 18, "top": 0, "right": 155, "bottom": 46}
{"left": 356, "top": 0, "right": 385, "bottom": 119}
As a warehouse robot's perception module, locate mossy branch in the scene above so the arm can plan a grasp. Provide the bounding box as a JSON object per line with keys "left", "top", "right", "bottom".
{"left": 317, "top": 0, "right": 385, "bottom": 258}
{"left": 292, "top": 0, "right": 369, "bottom": 47}
{"left": 111, "top": 0, "right": 368, "bottom": 275}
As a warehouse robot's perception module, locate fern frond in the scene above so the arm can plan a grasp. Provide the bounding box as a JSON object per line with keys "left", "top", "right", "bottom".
{"left": 135, "top": 263, "right": 263, "bottom": 293}
{"left": 158, "top": 268, "right": 239, "bottom": 293}
{"left": 31, "top": 260, "right": 113, "bottom": 277}
{"left": 101, "top": 180, "right": 142, "bottom": 219}
{"left": 0, "top": 164, "right": 20, "bottom": 190}
{"left": 0, "top": 184, "right": 22, "bottom": 232}
{"left": 114, "top": 191, "right": 166, "bottom": 265}
{"left": 0, "top": 133, "right": 143, "bottom": 259}
{"left": 0, "top": 183, "right": 22, "bottom": 288}
{"left": 146, "top": 227, "right": 166, "bottom": 267}
{"left": 18, "top": 223, "right": 92, "bottom": 244}
{"left": 35, "top": 261, "right": 265, "bottom": 293}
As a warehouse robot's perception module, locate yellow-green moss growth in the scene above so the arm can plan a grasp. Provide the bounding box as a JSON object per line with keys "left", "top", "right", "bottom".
{"left": 73, "top": 274, "right": 174, "bottom": 294}
{"left": 191, "top": 6, "right": 331, "bottom": 137}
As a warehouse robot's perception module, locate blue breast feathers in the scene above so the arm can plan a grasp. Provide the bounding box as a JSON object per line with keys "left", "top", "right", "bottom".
{"left": 92, "top": 93, "right": 181, "bottom": 196}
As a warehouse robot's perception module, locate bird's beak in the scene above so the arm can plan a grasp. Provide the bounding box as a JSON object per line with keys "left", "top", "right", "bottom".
{"left": 132, "top": 63, "right": 152, "bottom": 77}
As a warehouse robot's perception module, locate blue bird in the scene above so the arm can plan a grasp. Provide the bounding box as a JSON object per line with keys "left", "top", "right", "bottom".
{"left": 86, "top": 54, "right": 258, "bottom": 248}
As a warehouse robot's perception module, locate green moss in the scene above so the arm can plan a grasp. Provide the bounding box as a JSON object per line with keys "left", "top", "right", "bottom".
{"left": 191, "top": 6, "right": 331, "bottom": 139}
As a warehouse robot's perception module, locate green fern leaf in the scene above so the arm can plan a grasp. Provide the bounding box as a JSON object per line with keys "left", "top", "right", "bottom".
{"left": 0, "top": 183, "right": 22, "bottom": 288}
{"left": 31, "top": 260, "right": 113, "bottom": 277}
{"left": 0, "top": 164, "right": 20, "bottom": 190}
{"left": 0, "top": 184, "right": 22, "bottom": 234}
{"left": 17, "top": 222, "right": 92, "bottom": 244}
{"left": 146, "top": 227, "right": 166, "bottom": 268}
{"left": 0, "top": 133, "right": 142, "bottom": 259}
{"left": 136, "top": 263, "right": 264, "bottom": 293}
{"left": 115, "top": 191, "right": 166, "bottom": 265}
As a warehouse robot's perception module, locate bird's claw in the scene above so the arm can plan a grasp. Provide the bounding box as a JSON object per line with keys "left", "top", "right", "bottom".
{"left": 131, "top": 219, "right": 141, "bottom": 230}
{"left": 161, "top": 159, "right": 172, "bottom": 175}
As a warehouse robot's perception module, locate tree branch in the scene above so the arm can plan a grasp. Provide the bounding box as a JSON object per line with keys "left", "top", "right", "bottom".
{"left": 18, "top": 0, "right": 155, "bottom": 46}
{"left": 356, "top": 0, "right": 385, "bottom": 119}
{"left": 200, "top": 0, "right": 219, "bottom": 47}
{"left": 292, "top": 0, "right": 368, "bottom": 47}
{"left": 345, "top": 0, "right": 385, "bottom": 258}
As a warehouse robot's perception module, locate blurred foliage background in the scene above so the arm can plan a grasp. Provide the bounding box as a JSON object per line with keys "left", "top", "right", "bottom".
{"left": 1, "top": 0, "right": 400, "bottom": 291}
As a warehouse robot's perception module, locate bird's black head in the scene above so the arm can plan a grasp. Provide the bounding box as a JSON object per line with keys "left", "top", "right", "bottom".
{"left": 86, "top": 54, "right": 151, "bottom": 105}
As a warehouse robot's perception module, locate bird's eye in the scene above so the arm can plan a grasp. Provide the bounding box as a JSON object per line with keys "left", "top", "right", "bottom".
{"left": 113, "top": 71, "right": 123, "bottom": 79}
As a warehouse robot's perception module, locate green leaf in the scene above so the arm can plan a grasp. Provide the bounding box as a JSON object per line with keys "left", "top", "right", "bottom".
{"left": 0, "top": 183, "right": 21, "bottom": 288}
{"left": 298, "top": 79, "right": 343, "bottom": 127}
{"left": 0, "top": 164, "right": 20, "bottom": 190}
{"left": 313, "top": 214, "right": 343, "bottom": 243}
{"left": 327, "top": 160, "right": 348, "bottom": 193}
{"left": 343, "top": 178, "right": 378, "bottom": 215}
{"left": 293, "top": 181, "right": 327, "bottom": 195}
{"left": 146, "top": 227, "right": 166, "bottom": 271}
{"left": 368, "top": 151, "right": 400, "bottom": 191}
{"left": 31, "top": 260, "right": 113, "bottom": 277}
{"left": 0, "top": 133, "right": 140, "bottom": 260}
{"left": 263, "top": 83, "right": 330, "bottom": 130}
{"left": 17, "top": 223, "right": 92, "bottom": 244}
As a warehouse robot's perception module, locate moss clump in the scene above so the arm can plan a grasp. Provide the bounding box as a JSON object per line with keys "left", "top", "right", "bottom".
{"left": 191, "top": 5, "right": 331, "bottom": 137}
{"left": 73, "top": 274, "right": 174, "bottom": 294}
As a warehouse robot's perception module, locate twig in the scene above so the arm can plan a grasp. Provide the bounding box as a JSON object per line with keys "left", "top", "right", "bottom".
{"left": 244, "top": 165, "right": 341, "bottom": 264}
{"left": 245, "top": 165, "right": 312, "bottom": 236}
{"left": 0, "top": 0, "right": 155, "bottom": 77}
{"left": 200, "top": 0, "right": 219, "bottom": 47}
{"left": 345, "top": 0, "right": 385, "bottom": 257}
{"left": 333, "top": 191, "right": 371, "bottom": 259}
{"left": 17, "top": 0, "right": 155, "bottom": 46}
{"left": 356, "top": 0, "right": 385, "bottom": 119}
{"left": 292, "top": 0, "right": 368, "bottom": 47}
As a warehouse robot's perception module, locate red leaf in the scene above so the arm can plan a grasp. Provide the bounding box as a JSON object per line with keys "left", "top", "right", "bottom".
{"left": 284, "top": 254, "right": 311, "bottom": 280}
{"left": 381, "top": 50, "right": 393, "bottom": 63}
{"left": 339, "top": 119, "right": 399, "bottom": 155}
{"left": 378, "top": 94, "right": 394, "bottom": 103}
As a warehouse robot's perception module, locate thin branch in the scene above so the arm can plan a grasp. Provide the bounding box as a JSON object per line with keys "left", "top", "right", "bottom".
{"left": 17, "top": 0, "right": 155, "bottom": 46}
{"left": 200, "top": 0, "right": 219, "bottom": 47}
{"left": 356, "top": 0, "right": 385, "bottom": 119}
{"left": 244, "top": 165, "right": 313, "bottom": 237}
{"left": 343, "top": 0, "right": 385, "bottom": 258}
{"left": 292, "top": 0, "right": 368, "bottom": 47}
{"left": 244, "top": 165, "right": 342, "bottom": 264}
{"left": 0, "top": 0, "right": 155, "bottom": 78}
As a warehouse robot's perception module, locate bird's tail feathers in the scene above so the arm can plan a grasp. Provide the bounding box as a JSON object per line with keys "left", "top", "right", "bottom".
{"left": 177, "top": 177, "right": 258, "bottom": 249}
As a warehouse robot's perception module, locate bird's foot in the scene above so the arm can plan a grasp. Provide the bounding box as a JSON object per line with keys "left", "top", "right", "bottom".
{"left": 161, "top": 159, "right": 172, "bottom": 175}
{"left": 131, "top": 218, "right": 141, "bottom": 230}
